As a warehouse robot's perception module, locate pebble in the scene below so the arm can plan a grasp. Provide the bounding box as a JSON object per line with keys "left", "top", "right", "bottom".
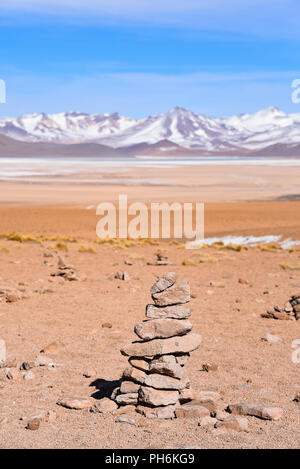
{"left": 102, "top": 322, "right": 112, "bottom": 329}
{"left": 26, "top": 418, "right": 40, "bottom": 431}
{"left": 262, "top": 333, "right": 283, "bottom": 344}
{"left": 115, "top": 416, "right": 136, "bottom": 425}
{"left": 202, "top": 362, "right": 218, "bottom": 372}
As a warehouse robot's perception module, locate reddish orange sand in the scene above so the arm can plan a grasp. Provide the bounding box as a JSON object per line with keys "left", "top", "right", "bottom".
{"left": 0, "top": 201, "right": 299, "bottom": 241}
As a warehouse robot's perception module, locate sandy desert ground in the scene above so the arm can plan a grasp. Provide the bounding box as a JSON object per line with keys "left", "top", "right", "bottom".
{"left": 0, "top": 162, "right": 299, "bottom": 449}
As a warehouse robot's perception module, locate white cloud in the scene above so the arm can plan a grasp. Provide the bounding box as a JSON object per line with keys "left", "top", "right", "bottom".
{"left": 1, "top": 0, "right": 299, "bottom": 37}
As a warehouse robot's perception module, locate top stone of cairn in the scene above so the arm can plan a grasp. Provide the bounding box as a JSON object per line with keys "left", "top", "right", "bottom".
{"left": 150, "top": 272, "right": 177, "bottom": 295}
{"left": 151, "top": 278, "right": 190, "bottom": 307}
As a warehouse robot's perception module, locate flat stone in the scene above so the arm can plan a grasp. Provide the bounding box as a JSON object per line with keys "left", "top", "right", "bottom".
{"left": 121, "top": 333, "right": 201, "bottom": 357}
{"left": 215, "top": 416, "right": 249, "bottom": 432}
{"left": 136, "top": 404, "right": 176, "bottom": 419}
{"left": 227, "top": 403, "right": 283, "bottom": 420}
{"left": 0, "top": 340, "right": 6, "bottom": 364}
{"left": 262, "top": 333, "right": 283, "bottom": 344}
{"left": 179, "top": 389, "right": 221, "bottom": 404}
{"left": 115, "top": 393, "right": 139, "bottom": 405}
{"left": 57, "top": 397, "right": 93, "bottom": 410}
{"left": 152, "top": 280, "right": 190, "bottom": 306}
{"left": 146, "top": 304, "right": 191, "bottom": 320}
{"left": 144, "top": 373, "right": 189, "bottom": 391}
{"left": 122, "top": 367, "right": 146, "bottom": 384}
{"left": 138, "top": 386, "right": 179, "bottom": 406}
{"left": 120, "top": 381, "right": 141, "bottom": 394}
{"left": 115, "top": 415, "right": 136, "bottom": 425}
{"left": 92, "top": 398, "right": 118, "bottom": 413}
{"left": 150, "top": 273, "right": 177, "bottom": 295}
{"left": 129, "top": 358, "right": 150, "bottom": 372}
{"left": 175, "top": 405, "right": 210, "bottom": 419}
{"left": 134, "top": 319, "right": 192, "bottom": 340}
{"left": 149, "top": 355, "right": 184, "bottom": 379}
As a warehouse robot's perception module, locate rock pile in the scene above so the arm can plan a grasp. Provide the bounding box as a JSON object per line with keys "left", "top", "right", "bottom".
{"left": 111, "top": 272, "right": 202, "bottom": 419}
{"left": 50, "top": 256, "right": 82, "bottom": 281}
{"left": 263, "top": 292, "right": 300, "bottom": 320}
{"left": 147, "top": 252, "right": 172, "bottom": 266}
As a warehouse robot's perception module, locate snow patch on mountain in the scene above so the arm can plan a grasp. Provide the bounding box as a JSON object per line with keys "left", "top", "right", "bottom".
{"left": 1, "top": 106, "right": 300, "bottom": 152}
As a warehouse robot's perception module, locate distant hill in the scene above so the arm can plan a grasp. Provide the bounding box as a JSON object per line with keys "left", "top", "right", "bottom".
{"left": 0, "top": 134, "right": 125, "bottom": 157}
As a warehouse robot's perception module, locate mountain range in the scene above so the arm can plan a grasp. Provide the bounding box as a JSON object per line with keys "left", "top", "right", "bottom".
{"left": 1, "top": 106, "right": 300, "bottom": 157}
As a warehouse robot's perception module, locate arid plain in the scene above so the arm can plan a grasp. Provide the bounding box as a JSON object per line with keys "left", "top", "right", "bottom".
{"left": 0, "top": 161, "right": 299, "bottom": 448}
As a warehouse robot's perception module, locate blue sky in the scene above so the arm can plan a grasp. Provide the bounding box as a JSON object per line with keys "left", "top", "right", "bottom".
{"left": 1, "top": 0, "right": 300, "bottom": 118}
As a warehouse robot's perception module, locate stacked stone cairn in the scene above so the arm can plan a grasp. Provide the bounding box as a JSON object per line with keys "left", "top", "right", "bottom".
{"left": 263, "top": 292, "right": 300, "bottom": 321}
{"left": 112, "top": 272, "right": 202, "bottom": 419}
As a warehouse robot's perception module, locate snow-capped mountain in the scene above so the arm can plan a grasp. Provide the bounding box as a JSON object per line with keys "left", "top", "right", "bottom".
{"left": 0, "top": 111, "right": 137, "bottom": 144}
{"left": 1, "top": 106, "right": 300, "bottom": 154}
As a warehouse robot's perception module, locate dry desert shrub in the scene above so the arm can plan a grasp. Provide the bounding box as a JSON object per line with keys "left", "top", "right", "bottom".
{"left": 55, "top": 241, "right": 68, "bottom": 251}
{"left": 198, "top": 256, "right": 218, "bottom": 264}
{"left": 258, "top": 243, "right": 282, "bottom": 252}
{"left": 280, "top": 263, "right": 300, "bottom": 271}
{"left": 78, "top": 244, "right": 96, "bottom": 254}
{"left": 182, "top": 258, "right": 198, "bottom": 266}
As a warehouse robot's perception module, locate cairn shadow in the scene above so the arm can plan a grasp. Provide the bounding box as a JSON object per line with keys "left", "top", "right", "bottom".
{"left": 89, "top": 378, "right": 122, "bottom": 400}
